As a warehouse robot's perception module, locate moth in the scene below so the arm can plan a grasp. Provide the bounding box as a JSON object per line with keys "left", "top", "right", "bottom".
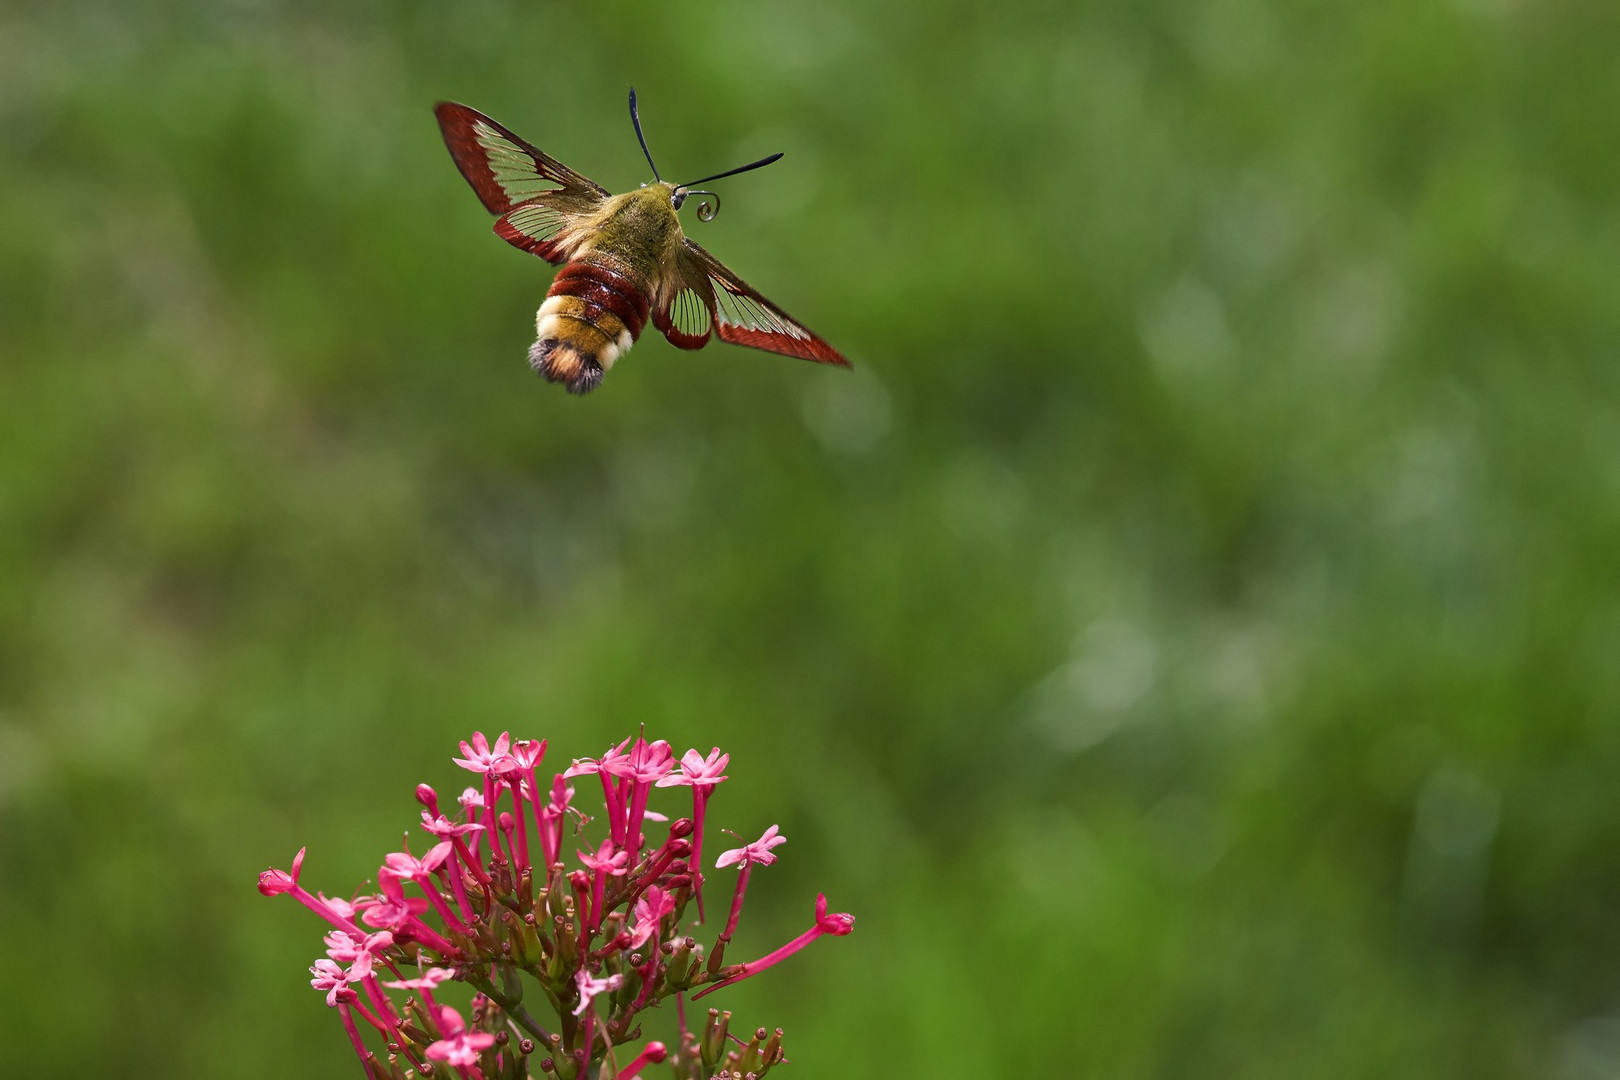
{"left": 435, "top": 91, "right": 849, "bottom": 394}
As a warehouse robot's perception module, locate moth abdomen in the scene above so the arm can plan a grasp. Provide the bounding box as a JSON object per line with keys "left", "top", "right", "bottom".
{"left": 530, "top": 255, "right": 654, "bottom": 394}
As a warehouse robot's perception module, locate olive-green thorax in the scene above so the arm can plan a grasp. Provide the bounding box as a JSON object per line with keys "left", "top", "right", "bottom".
{"left": 582, "top": 183, "right": 685, "bottom": 283}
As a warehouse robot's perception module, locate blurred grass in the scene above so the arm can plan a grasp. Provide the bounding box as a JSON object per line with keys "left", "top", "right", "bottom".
{"left": 3, "top": 0, "right": 1620, "bottom": 1077}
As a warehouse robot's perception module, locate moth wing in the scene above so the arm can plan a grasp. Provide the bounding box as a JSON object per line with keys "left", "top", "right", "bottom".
{"left": 492, "top": 202, "right": 582, "bottom": 265}
{"left": 655, "top": 239, "right": 849, "bottom": 366}
{"left": 652, "top": 249, "right": 717, "bottom": 351}
{"left": 434, "top": 102, "right": 608, "bottom": 264}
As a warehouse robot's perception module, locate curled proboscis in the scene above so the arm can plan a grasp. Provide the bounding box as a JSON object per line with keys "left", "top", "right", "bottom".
{"left": 688, "top": 190, "right": 721, "bottom": 221}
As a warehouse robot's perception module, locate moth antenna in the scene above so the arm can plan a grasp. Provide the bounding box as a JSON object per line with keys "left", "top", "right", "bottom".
{"left": 628, "top": 87, "right": 662, "bottom": 183}
{"left": 675, "top": 152, "right": 783, "bottom": 190}
{"left": 670, "top": 152, "right": 783, "bottom": 221}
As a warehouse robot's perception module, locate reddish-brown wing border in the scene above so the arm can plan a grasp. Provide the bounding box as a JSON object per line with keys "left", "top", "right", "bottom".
{"left": 493, "top": 202, "right": 574, "bottom": 265}
{"left": 652, "top": 282, "right": 715, "bottom": 350}
{"left": 675, "top": 239, "right": 849, "bottom": 366}
{"left": 434, "top": 102, "right": 609, "bottom": 215}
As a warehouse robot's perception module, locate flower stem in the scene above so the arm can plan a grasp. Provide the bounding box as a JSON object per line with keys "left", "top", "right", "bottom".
{"left": 468, "top": 975, "right": 556, "bottom": 1049}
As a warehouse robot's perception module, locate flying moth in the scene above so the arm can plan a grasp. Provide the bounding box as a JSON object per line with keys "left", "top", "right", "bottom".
{"left": 435, "top": 90, "right": 849, "bottom": 394}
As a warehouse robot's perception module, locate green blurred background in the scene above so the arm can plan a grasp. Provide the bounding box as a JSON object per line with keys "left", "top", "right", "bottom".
{"left": 4, "top": 0, "right": 1620, "bottom": 1076}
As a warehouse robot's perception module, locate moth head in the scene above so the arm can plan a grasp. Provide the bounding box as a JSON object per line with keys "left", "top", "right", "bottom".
{"left": 670, "top": 187, "right": 721, "bottom": 221}
{"left": 628, "top": 87, "right": 783, "bottom": 224}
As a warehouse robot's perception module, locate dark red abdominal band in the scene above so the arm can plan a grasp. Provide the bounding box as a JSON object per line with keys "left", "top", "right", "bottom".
{"left": 548, "top": 261, "right": 651, "bottom": 340}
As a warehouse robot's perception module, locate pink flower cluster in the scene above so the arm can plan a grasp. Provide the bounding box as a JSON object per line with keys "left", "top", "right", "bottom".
{"left": 259, "top": 732, "right": 853, "bottom": 1080}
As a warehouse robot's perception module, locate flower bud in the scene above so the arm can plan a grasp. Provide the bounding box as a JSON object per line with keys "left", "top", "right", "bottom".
{"left": 545, "top": 895, "right": 567, "bottom": 932}
{"left": 548, "top": 921, "right": 577, "bottom": 980}
{"left": 701, "top": 1008, "right": 731, "bottom": 1070}
{"left": 734, "top": 1027, "right": 768, "bottom": 1074}
{"left": 761, "top": 1027, "right": 784, "bottom": 1065}
{"left": 662, "top": 937, "right": 695, "bottom": 987}
{"left": 514, "top": 914, "right": 545, "bottom": 966}
{"left": 706, "top": 935, "right": 729, "bottom": 975}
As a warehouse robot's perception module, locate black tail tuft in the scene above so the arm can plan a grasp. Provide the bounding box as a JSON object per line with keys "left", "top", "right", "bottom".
{"left": 529, "top": 339, "right": 604, "bottom": 395}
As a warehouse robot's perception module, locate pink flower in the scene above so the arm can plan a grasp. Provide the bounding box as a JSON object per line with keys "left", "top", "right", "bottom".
{"left": 620, "top": 1041, "right": 668, "bottom": 1080}
{"left": 309, "top": 955, "right": 369, "bottom": 1007}
{"left": 315, "top": 893, "right": 375, "bottom": 923}
{"left": 379, "top": 841, "right": 471, "bottom": 937}
{"left": 258, "top": 847, "right": 306, "bottom": 896}
{"left": 310, "top": 956, "right": 383, "bottom": 1073}
{"left": 259, "top": 849, "right": 367, "bottom": 938}
{"left": 656, "top": 748, "right": 730, "bottom": 791}
{"left": 715, "top": 825, "right": 786, "bottom": 869}
{"left": 455, "top": 786, "right": 487, "bottom": 859}
{"left": 509, "top": 738, "right": 548, "bottom": 771}
{"left": 416, "top": 783, "right": 442, "bottom": 817}
{"left": 577, "top": 839, "right": 630, "bottom": 930}
{"left": 316, "top": 930, "right": 404, "bottom": 1031}
{"left": 607, "top": 738, "right": 675, "bottom": 868}
{"left": 500, "top": 799, "right": 531, "bottom": 876}
{"left": 323, "top": 930, "right": 393, "bottom": 963}
{"left": 424, "top": 1006, "right": 495, "bottom": 1067}
{"left": 360, "top": 893, "right": 428, "bottom": 928}
{"left": 628, "top": 885, "right": 675, "bottom": 949}
{"left": 694, "top": 894, "right": 854, "bottom": 1000}
{"left": 451, "top": 731, "right": 512, "bottom": 776}
{"left": 508, "top": 739, "right": 549, "bottom": 875}
{"left": 605, "top": 737, "right": 675, "bottom": 786}
{"left": 420, "top": 812, "right": 483, "bottom": 841}
{"left": 308, "top": 959, "right": 353, "bottom": 1006}
{"left": 382, "top": 967, "right": 455, "bottom": 992}
{"left": 576, "top": 840, "right": 630, "bottom": 877}
{"left": 539, "top": 775, "right": 576, "bottom": 868}
{"left": 562, "top": 737, "right": 633, "bottom": 779}
{"left": 814, "top": 892, "right": 857, "bottom": 935}
{"left": 657, "top": 748, "right": 729, "bottom": 919}
{"left": 418, "top": 812, "right": 487, "bottom": 906}
{"left": 566, "top": 737, "right": 636, "bottom": 851}
{"left": 714, "top": 827, "right": 785, "bottom": 939}
{"left": 572, "top": 968, "right": 625, "bottom": 1017}
{"left": 381, "top": 842, "right": 453, "bottom": 886}
{"left": 361, "top": 894, "right": 459, "bottom": 957}
{"left": 454, "top": 735, "right": 517, "bottom": 876}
